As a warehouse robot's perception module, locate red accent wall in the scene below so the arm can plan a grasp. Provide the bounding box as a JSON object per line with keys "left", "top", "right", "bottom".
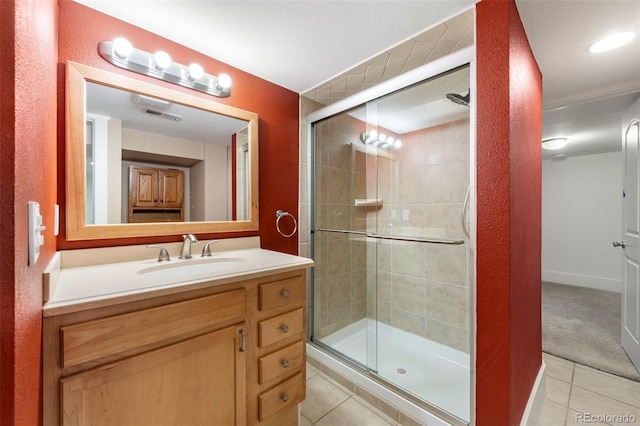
{"left": 476, "top": 1, "right": 543, "bottom": 424}
{"left": 0, "top": 0, "right": 58, "bottom": 424}
{"left": 57, "top": 0, "right": 300, "bottom": 255}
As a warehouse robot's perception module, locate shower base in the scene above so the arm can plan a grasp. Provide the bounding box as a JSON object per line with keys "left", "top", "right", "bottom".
{"left": 317, "top": 318, "right": 470, "bottom": 423}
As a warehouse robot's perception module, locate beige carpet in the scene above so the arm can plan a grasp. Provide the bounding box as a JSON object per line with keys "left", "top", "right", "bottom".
{"left": 542, "top": 281, "right": 640, "bottom": 382}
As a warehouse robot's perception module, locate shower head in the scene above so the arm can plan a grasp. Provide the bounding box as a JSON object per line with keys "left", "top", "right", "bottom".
{"left": 446, "top": 90, "right": 470, "bottom": 107}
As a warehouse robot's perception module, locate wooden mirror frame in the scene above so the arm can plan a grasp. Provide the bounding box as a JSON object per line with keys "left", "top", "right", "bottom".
{"left": 65, "top": 61, "right": 259, "bottom": 240}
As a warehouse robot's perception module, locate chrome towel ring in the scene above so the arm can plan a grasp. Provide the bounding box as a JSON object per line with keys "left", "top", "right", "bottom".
{"left": 276, "top": 210, "right": 297, "bottom": 238}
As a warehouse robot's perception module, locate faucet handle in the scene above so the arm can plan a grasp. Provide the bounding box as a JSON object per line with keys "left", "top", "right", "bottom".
{"left": 146, "top": 245, "right": 171, "bottom": 262}
{"left": 201, "top": 240, "right": 220, "bottom": 257}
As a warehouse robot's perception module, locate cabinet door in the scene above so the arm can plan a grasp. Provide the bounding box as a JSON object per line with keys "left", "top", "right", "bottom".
{"left": 61, "top": 324, "right": 247, "bottom": 426}
{"left": 159, "top": 169, "right": 184, "bottom": 208}
{"left": 130, "top": 167, "right": 159, "bottom": 208}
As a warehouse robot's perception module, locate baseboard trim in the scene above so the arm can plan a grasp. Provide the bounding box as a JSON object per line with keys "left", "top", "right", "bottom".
{"left": 542, "top": 270, "right": 621, "bottom": 293}
{"left": 520, "top": 361, "right": 547, "bottom": 426}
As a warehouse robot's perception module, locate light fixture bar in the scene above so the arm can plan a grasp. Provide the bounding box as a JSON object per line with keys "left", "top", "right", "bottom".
{"left": 98, "top": 39, "right": 231, "bottom": 98}
{"left": 360, "top": 131, "right": 401, "bottom": 149}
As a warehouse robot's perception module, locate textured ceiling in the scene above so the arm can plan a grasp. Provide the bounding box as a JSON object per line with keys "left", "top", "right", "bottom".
{"left": 75, "top": 0, "right": 476, "bottom": 93}
{"left": 74, "top": 0, "right": 640, "bottom": 158}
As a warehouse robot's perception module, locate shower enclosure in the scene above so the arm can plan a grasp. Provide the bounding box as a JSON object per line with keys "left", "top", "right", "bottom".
{"left": 309, "top": 60, "right": 473, "bottom": 424}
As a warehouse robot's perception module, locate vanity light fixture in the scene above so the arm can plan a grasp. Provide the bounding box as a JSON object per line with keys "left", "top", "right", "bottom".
{"left": 99, "top": 38, "right": 232, "bottom": 97}
{"left": 588, "top": 31, "right": 636, "bottom": 53}
{"left": 542, "top": 137, "right": 570, "bottom": 150}
{"left": 361, "top": 131, "right": 402, "bottom": 149}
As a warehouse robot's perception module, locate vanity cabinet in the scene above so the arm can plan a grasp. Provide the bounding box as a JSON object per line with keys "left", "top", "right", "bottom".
{"left": 128, "top": 166, "right": 184, "bottom": 223}
{"left": 43, "top": 269, "right": 307, "bottom": 426}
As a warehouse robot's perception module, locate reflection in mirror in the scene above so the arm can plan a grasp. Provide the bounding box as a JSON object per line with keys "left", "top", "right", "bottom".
{"left": 84, "top": 82, "right": 250, "bottom": 225}
{"left": 66, "top": 61, "right": 259, "bottom": 241}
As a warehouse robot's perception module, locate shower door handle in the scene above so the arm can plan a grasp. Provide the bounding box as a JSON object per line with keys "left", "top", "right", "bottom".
{"left": 613, "top": 241, "right": 626, "bottom": 248}
{"left": 461, "top": 185, "right": 470, "bottom": 239}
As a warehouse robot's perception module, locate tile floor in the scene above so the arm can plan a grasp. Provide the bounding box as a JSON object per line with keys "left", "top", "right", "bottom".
{"left": 301, "top": 355, "right": 640, "bottom": 426}
{"left": 538, "top": 353, "right": 640, "bottom": 426}
{"left": 300, "top": 362, "right": 405, "bottom": 426}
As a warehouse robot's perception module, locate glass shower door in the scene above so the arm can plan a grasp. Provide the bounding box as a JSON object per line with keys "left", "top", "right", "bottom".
{"left": 311, "top": 64, "right": 472, "bottom": 423}
{"left": 363, "top": 69, "right": 471, "bottom": 421}
{"left": 311, "top": 104, "right": 379, "bottom": 373}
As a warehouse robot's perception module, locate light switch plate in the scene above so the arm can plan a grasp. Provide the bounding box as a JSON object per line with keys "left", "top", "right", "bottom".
{"left": 28, "top": 201, "right": 46, "bottom": 266}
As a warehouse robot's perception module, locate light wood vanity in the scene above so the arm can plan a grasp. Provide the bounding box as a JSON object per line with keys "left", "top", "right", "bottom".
{"left": 43, "top": 246, "right": 312, "bottom": 426}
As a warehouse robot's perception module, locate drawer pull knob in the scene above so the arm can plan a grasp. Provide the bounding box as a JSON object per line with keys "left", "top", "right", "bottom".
{"left": 282, "top": 289, "right": 289, "bottom": 298}
{"left": 281, "top": 393, "right": 289, "bottom": 403}
{"left": 281, "top": 359, "right": 289, "bottom": 368}
{"left": 281, "top": 325, "right": 289, "bottom": 333}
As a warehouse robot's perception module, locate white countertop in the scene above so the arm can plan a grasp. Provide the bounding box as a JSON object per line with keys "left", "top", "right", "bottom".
{"left": 43, "top": 247, "right": 313, "bottom": 317}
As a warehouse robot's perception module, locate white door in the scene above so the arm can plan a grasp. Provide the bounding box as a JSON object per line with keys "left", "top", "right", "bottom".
{"left": 621, "top": 96, "right": 640, "bottom": 373}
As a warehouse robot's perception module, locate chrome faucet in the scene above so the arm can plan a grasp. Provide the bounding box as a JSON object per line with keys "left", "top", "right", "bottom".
{"left": 179, "top": 234, "right": 198, "bottom": 259}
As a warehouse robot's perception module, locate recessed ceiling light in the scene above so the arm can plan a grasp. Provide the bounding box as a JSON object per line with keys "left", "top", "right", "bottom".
{"left": 542, "top": 137, "right": 570, "bottom": 150}
{"left": 589, "top": 31, "right": 636, "bottom": 53}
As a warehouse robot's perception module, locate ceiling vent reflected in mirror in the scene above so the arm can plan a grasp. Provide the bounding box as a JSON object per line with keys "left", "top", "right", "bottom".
{"left": 141, "top": 109, "right": 183, "bottom": 122}
{"left": 131, "top": 94, "right": 171, "bottom": 111}
{"left": 131, "top": 94, "right": 183, "bottom": 122}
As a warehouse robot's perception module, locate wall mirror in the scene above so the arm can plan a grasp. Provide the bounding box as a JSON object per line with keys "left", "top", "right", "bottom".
{"left": 66, "top": 61, "right": 259, "bottom": 240}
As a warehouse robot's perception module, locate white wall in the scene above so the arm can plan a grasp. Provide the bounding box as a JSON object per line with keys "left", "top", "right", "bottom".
{"left": 542, "top": 151, "right": 623, "bottom": 292}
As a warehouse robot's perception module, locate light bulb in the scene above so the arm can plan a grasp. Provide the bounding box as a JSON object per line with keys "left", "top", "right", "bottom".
{"left": 394, "top": 139, "right": 402, "bottom": 149}
{"left": 153, "top": 51, "right": 171, "bottom": 70}
{"left": 113, "top": 37, "right": 132, "bottom": 59}
{"left": 187, "top": 63, "right": 204, "bottom": 81}
{"left": 369, "top": 130, "right": 378, "bottom": 141}
{"left": 387, "top": 137, "right": 395, "bottom": 145}
{"left": 216, "top": 73, "right": 232, "bottom": 89}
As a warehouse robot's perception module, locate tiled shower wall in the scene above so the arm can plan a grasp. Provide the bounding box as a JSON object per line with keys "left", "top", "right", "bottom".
{"left": 302, "top": 95, "right": 470, "bottom": 352}
{"left": 369, "top": 119, "right": 470, "bottom": 352}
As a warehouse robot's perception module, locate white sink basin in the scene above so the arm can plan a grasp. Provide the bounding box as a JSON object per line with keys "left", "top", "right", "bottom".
{"left": 137, "top": 257, "right": 248, "bottom": 278}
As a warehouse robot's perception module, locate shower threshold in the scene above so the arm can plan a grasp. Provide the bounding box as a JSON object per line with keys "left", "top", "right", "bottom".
{"left": 311, "top": 318, "right": 470, "bottom": 424}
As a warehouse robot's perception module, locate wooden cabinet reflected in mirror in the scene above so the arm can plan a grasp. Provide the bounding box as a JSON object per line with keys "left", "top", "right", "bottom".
{"left": 66, "top": 61, "right": 259, "bottom": 241}
{"left": 128, "top": 166, "right": 185, "bottom": 223}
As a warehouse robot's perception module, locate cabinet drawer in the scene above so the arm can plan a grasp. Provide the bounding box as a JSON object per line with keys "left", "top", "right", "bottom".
{"left": 258, "top": 372, "right": 304, "bottom": 421}
{"left": 61, "top": 289, "right": 245, "bottom": 368}
{"left": 259, "top": 308, "right": 304, "bottom": 348}
{"left": 259, "top": 276, "right": 304, "bottom": 311}
{"left": 259, "top": 341, "right": 304, "bottom": 384}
